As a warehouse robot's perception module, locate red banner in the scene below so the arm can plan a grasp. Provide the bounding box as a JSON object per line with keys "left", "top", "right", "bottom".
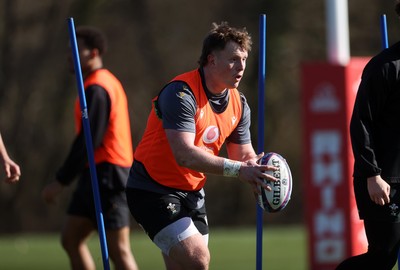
{"left": 301, "top": 58, "right": 370, "bottom": 270}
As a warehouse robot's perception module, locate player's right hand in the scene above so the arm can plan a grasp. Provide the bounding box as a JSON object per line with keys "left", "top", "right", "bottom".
{"left": 41, "top": 181, "right": 64, "bottom": 204}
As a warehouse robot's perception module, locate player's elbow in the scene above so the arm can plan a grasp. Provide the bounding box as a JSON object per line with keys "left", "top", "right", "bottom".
{"left": 173, "top": 150, "right": 196, "bottom": 169}
{"left": 175, "top": 154, "right": 191, "bottom": 167}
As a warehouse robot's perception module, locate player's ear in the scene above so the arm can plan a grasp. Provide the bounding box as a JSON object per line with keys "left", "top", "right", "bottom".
{"left": 90, "top": 48, "right": 100, "bottom": 58}
{"left": 207, "top": 53, "right": 216, "bottom": 66}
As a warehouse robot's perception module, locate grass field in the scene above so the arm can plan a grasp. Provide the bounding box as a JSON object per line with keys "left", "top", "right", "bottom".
{"left": 0, "top": 225, "right": 306, "bottom": 269}
{"left": 0, "top": 225, "right": 397, "bottom": 270}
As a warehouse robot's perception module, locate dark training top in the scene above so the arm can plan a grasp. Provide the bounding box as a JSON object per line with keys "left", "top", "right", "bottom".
{"left": 350, "top": 41, "right": 400, "bottom": 182}
{"left": 56, "top": 84, "right": 127, "bottom": 186}
{"left": 157, "top": 81, "right": 252, "bottom": 143}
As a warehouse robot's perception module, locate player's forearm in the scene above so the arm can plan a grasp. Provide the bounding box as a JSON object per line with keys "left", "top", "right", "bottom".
{"left": 0, "top": 134, "right": 10, "bottom": 161}
{"left": 174, "top": 145, "right": 231, "bottom": 175}
{"left": 226, "top": 142, "right": 258, "bottom": 163}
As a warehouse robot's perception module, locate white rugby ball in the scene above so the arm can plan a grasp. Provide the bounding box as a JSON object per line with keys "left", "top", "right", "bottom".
{"left": 257, "top": 152, "right": 292, "bottom": 213}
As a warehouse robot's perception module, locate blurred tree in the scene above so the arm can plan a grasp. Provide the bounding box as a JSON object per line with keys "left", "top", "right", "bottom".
{"left": 0, "top": 0, "right": 398, "bottom": 232}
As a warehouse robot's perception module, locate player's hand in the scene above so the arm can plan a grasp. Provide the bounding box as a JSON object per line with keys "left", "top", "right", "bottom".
{"left": 238, "top": 160, "right": 278, "bottom": 195}
{"left": 3, "top": 158, "right": 21, "bottom": 184}
{"left": 367, "top": 175, "right": 390, "bottom": 206}
{"left": 252, "top": 152, "right": 265, "bottom": 164}
{"left": 42, "top": 181, "right": 64, "bottom": 204}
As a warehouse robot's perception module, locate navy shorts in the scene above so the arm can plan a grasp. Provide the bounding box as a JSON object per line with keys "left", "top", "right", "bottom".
{"left": 126, "top": 187, "right": 209, "bottom": 240}
{"left": 67, "top": 163, "right": 131, "bottom": 230}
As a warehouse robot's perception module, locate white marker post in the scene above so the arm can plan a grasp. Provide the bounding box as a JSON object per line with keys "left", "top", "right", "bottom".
{"left": 326, "top": 0, "right": 350, "bottom": 65}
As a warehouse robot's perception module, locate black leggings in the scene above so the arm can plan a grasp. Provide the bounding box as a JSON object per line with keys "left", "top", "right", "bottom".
{"left": 336, "top": 220, "right": 400, "bottom": 270}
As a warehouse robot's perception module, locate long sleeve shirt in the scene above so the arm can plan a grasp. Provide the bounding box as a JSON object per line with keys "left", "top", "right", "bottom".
{"left": 350, "top": 41, "right": 400, "bottom": 183}
{"left": 56, "top": 85, "right": 110, "bottom": 185}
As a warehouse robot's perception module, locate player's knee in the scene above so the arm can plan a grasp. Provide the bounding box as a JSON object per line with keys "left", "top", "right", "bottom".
{"left": 188, "top": 246, "right": 210, "bottom": 270}
{"left": 60, "top": 233, "right": 81, "bottom": 253}
{"left": 60, "top": 234, "right": 72, "bottom": 252}
{"left": 200, "top": 250, "right": 211, "bottom": 269}
{"left": 109, "top": 245, "right": 131, "bottom": 263}
{"left": 168, "top": 243, "right": 210, "bottom": 270}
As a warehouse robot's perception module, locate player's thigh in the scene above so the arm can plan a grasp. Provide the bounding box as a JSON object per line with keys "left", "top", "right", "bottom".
{"left": 62, "top": 215, "right": 94, "bottom": 244}
{"left": 167, "top": 233, "right": 210, "bottom": 268}
{"left": 106, "top": 226, "right": 131, "bottom": 250}
{"left": 127, "top": 188, "right": 209, "bottom": 255}
{"left": 126, "top": 189, "right": 187, "bottom": 239}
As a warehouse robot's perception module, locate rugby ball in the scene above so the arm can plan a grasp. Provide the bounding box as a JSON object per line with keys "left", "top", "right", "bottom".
{"left": 256, "top": 152, "right": 292, "bottom": 213}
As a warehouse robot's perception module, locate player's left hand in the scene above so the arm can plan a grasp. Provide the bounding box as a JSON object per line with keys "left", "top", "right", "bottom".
{"left": 367, "top": 175, "right": 390, "bottom": 206}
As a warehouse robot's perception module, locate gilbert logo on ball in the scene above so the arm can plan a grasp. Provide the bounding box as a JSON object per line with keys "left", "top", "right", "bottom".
{"left": 257, "top": 152, "right": 292, "bottom": 213}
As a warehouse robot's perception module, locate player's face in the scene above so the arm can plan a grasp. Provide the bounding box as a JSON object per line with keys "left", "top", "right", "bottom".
{"left": 67, "top": 38, "right": 93, "bottom": 75}
{"left": 211, "top": 41, "right": 248, "bottom": 91}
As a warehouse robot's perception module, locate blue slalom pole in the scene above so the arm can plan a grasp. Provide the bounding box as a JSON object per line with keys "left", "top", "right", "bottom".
{"left": 380, "top": 14, "right": 389, "bottom": 49}
{"left": 67, "top": 17, "right": 110, "bottom": 270}
{"left": 256, "top": 14, "right": 266, "bottom": 270}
